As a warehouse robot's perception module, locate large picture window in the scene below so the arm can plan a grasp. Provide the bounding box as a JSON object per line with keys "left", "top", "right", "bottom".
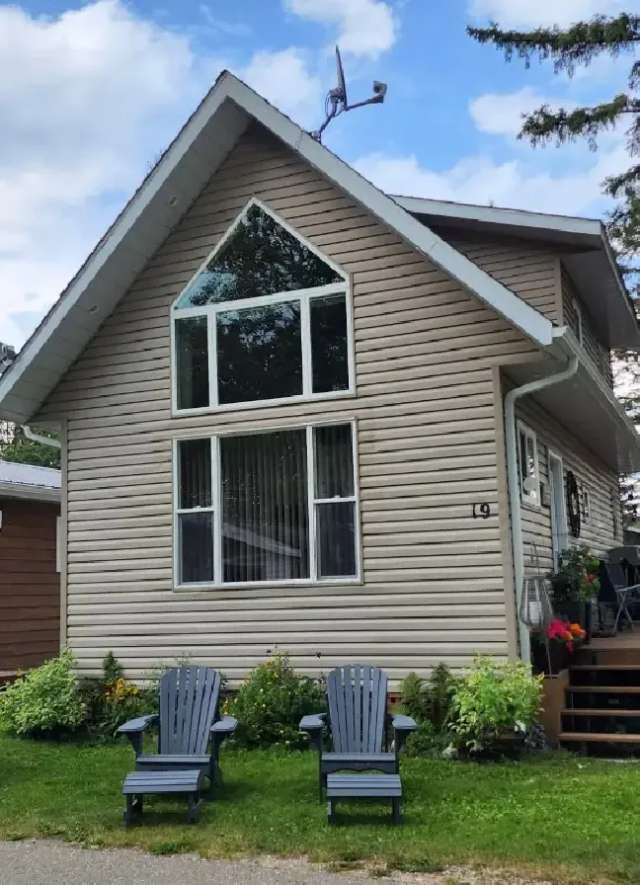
{"left": 172, "top": 200, "right": 352, "bottom": 412}
{"left": 174, "top": 423, "right": 360, "bottom": 587}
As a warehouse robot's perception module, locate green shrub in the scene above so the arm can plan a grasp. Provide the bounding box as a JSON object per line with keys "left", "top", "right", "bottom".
{"left": 224, "top": 654, "right": 326, "bottom": 749}
{"left": 451, "top": 656, "right": 543, "bottom": 756}
{"left": 0, "top": 651, "right": 85, "bottom": 737}
{"left": 400, "top": 664, "right": 458, "bottom": 731}
{"left": 80, "top": 651, "right": 156, "bottom": 738}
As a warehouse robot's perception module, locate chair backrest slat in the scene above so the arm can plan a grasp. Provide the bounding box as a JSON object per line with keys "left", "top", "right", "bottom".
{"left": 605, "top": 562, "right": 628, "bottom": 591}
{"left": 158, "top": 666, "right": 221, "bottom": 755}
{"left": 327, "top": 664, "right": 387, "bottom": 753}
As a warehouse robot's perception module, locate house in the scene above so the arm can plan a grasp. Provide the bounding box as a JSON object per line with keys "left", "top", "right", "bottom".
{"left": 0, "top": 459, "right": 61, "bottom": 676}
{"left": 0, "top": 72, "right": 639, "bottom": 686}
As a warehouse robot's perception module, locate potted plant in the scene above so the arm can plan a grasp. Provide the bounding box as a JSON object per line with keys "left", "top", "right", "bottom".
{"left": 543, "top": 618, "right": 586, "bottom": 675}
{"left": 549, "top": 546, "right": 600, "bottom": 638}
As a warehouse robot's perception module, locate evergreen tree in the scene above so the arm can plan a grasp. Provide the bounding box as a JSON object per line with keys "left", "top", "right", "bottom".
{"left": 469, "top": 12, "right": 640, "bottom": 520}
{"left": 0, "top": 422, "right": 60, "bottom": 469}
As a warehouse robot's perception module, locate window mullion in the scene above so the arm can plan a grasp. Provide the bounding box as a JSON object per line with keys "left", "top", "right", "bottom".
{"left": 208, "top": 312, "right": 218, "bottom": 407}
{"left": 301, "top": 295, "right": 312, "bottom": 396}
{"left": 306, "top": 425, "right": 317, "bottom": 581}
{"left": 212, "top": 436, "right": 222, "bottom": 584}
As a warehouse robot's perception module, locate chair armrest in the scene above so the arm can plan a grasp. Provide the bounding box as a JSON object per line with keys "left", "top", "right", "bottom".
{"left": 117, "top": 714, "right": 158, "bottom": 735}
{"left": 392, "top": 714, "right": 417, "bottom": 733}
{"left": 211, "top": 715, "right": 238, "bottom": 736}
{"left": 117, "top": 714, "right": 157, "bottom": 756}
{"left": 299, "top": 713, "right": 326, "bottom": 733}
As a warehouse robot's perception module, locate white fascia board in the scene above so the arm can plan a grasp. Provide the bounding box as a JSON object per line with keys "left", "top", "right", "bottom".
{"left": 224, "top": 77, "right": 553, "bottom": 347}
{"left": 553, "top": 330, "right": 640, "bottom": 455}
{"left": 394, "top": 195, "right": 602, "bottom": 239}
{"left": 0, "top": 483, "right": 61, "bottom": 503}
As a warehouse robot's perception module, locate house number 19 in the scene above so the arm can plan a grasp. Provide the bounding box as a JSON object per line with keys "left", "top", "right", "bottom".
{"left": 472, "top": 503, "right": 492, "bottom": 520}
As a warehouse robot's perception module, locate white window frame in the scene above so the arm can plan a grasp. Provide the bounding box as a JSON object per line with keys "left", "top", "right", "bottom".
{"left": 517, "top": 421, "right": 540, "bottom": 507}
{"left": 172, "top": 419, "right": 362, "bottom": 590}
{"left": 572, "top": 296, "right": 583, "bottom": 345}
{"left": 170, "top": 198, "right": 355, "bottom": 416}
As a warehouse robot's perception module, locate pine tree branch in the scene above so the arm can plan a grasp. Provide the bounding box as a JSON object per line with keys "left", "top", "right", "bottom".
{"left": 468, "top": 14, "right": 640, "bottom": 78}
{"left": 520, "top": 95, "right": 638, "bottom": 149}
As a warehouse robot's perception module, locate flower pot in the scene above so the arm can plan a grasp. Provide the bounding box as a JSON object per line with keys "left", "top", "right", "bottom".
{"left": 531, "top": 636, "right": 569, "bottom": 676}
{"left": 553, "top": 600, "right": 592, "bottom": 641}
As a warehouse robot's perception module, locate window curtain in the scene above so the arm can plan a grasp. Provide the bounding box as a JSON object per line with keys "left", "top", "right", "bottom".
{"left": 221, "top": 430, "right": 309, "bottom": 582}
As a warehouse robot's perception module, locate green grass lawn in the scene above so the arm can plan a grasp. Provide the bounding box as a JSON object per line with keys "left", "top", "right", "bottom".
{"left": 0, "top": 737, "right": 638, "bottom": 882}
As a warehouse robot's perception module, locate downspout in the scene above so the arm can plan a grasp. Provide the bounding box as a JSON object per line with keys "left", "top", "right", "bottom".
{"left": 505, "top": 353, "right": 579, "bottom": 662}
{"left": 23, "top": 425, "right": 61, "bottom": 450}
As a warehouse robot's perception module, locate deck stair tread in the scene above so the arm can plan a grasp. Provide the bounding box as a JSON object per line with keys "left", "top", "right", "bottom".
{"left": 568, "top": 685, "right": 640, "bottom": 693}
{"left": 570, "top": 665, "right": 640, "bottom": 671}
{"left": 561, "top": 708, "right": 640, "bottom": 717}
{"left": 559, "top": 731, "right": 640, "bottom": 743}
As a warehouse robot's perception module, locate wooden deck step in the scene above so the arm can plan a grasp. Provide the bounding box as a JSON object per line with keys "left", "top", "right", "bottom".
{"left": 561, "top": 708, "right": 640, "bottom": 717}
{"left": 568, "top": 685, "right": 640, "bottom": 693}
{"left": 560, "top": 732, "right": 640, "bottom": 743}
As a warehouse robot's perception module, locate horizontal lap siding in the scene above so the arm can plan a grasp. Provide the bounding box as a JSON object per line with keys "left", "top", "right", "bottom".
{"left": 516, "top": 396, "right": 621, "bottom": 577}
{"left": 442, "top": 230, "right": 561, "bottom": 324}
{"left": 0, "top": 499, "right": 60, "bottom": 671}
{"left": 38, "top": 125, "right": 543, "bottom": 685}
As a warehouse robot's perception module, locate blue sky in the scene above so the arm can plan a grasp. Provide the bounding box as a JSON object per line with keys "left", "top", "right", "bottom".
{"left": 2, "top": 0, "right": 639, "bottom": 348}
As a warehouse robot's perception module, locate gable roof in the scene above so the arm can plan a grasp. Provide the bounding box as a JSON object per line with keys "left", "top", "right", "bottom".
{"left": 0, "top": 459, "right": 61, "bottom": 503}
{"left": 0, "top": 71, "right": 554, "bottom": 424}
{"left": 395, "top": 195, "right": 640, "bottom": 351}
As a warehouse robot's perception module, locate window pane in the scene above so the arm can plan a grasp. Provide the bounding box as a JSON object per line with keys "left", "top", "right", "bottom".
{"left": 175, "top": 204, "right": 342, "bottom": 307}
{"left": 178, "top": 439, "right": 211, "bottom": 509}
{"left": 179, "top": 512, "right": 213, "bottom": 583}
{"left": 311, "top": 294, "right": 349, "bottom": 393}
{"left": 221, "top": 430, "right": 309, "bottom": 582}
{"left": 317, "top": 502, "right": 357, "bottom": 578}
{"left": 217, "top": 301, "right": 303, "bottom": 404}
{"left": 315, "top": 424, "right": 354, "bottom": 499}
{"left": 176, "top": 316, "right": 209, "bottom": 409}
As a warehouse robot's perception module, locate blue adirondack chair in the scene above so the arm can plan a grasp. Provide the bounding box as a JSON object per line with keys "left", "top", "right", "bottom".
{"left": 300, "top": 664, "right": 416, "bottom": 800}
{"left": 118, "top": 666, "right": 237, "bottom": 790}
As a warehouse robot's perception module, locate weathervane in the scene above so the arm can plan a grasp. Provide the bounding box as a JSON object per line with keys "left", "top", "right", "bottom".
{"left": 311, "top": 47, "right": 388, "bottom": 142}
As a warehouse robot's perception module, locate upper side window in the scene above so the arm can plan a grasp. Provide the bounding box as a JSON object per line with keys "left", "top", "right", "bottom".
{"left": 172, "top": 200, "right": 351, "bottom": 412}
{"left": 517, "top": 422, "right": 540, "bottom": 506}
{"left": 571, "top": 297, "right": 583, "bottom": 345}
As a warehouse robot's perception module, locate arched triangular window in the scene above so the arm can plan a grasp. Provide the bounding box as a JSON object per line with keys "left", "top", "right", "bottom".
{"left": 172, "top": 200, "right": 351, "bottom": 411}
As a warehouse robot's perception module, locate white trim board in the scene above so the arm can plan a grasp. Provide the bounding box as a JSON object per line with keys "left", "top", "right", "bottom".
{"left": 0, "top": 71, "right": 554, "bottom": 425}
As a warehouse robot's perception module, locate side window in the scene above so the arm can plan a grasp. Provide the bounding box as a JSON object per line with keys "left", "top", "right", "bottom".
{"left": 517, "top": 422, "right": 540, "bottom": 506}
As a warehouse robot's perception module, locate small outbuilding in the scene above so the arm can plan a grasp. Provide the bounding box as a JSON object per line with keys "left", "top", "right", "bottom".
{"left": 0, "top": 459, "right": 61, "bottom": 677}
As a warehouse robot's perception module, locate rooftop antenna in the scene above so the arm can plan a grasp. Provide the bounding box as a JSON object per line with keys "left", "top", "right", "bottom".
{"left": 312, "top": 47, "right": 387, "bottom": 142}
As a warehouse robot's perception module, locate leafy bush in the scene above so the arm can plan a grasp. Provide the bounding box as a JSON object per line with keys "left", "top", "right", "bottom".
{"left": 451, "top": 657, "right": 543, "bottom": 756}
{"left": 224, "top": 654, "right": 326, "bottom": 749}
{"left": 400, "top": 664, "right": 458, "bottom": 731}
{"left": 80, "top": 651, "right": 156, "bottom": 738}
{"left": 0, "top": 651, "right": 85, "bottom": 737}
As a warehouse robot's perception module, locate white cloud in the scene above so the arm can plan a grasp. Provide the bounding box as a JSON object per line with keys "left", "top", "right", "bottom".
{"left": 0, "top": 0, "right": 221, "bottom": 350}
{"left": 240, "top": 49, "right": 323, "bottom": 126}
{"left": 468, "top": 0, "right": 634, "bottom": 29}
{"left": 284, "top": 0, "right": 397, "bottom": 58}
{"left": 469, "top": 87, "right": 574, "bottom": 137}
{"left": 355, "top": 137, "right": 628, "bottom": 217}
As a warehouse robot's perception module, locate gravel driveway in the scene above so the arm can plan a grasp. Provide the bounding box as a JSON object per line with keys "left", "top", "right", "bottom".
{"left": 0, "top": 840, "right": 558, "bottom": 885}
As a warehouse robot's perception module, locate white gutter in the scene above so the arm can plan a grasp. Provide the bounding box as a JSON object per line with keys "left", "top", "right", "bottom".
{"left": 504, "top": 351, "right": 579, "bottom": 661}
{"left": 23, "top": 425, "right": 61, "bottom": 450}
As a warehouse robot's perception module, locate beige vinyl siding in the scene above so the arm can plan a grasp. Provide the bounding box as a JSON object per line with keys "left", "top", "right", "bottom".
{"left": 560, "top": 264, "right": 613, "bottom": 387}
{"left": 37, "top": 124, "right": 546, "bottom": 684}
{"left": 440, "top": 230, "right": 562, "bottom": 324}
{"left": 515, "top": 394, "right": 621, "bottom": 577}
